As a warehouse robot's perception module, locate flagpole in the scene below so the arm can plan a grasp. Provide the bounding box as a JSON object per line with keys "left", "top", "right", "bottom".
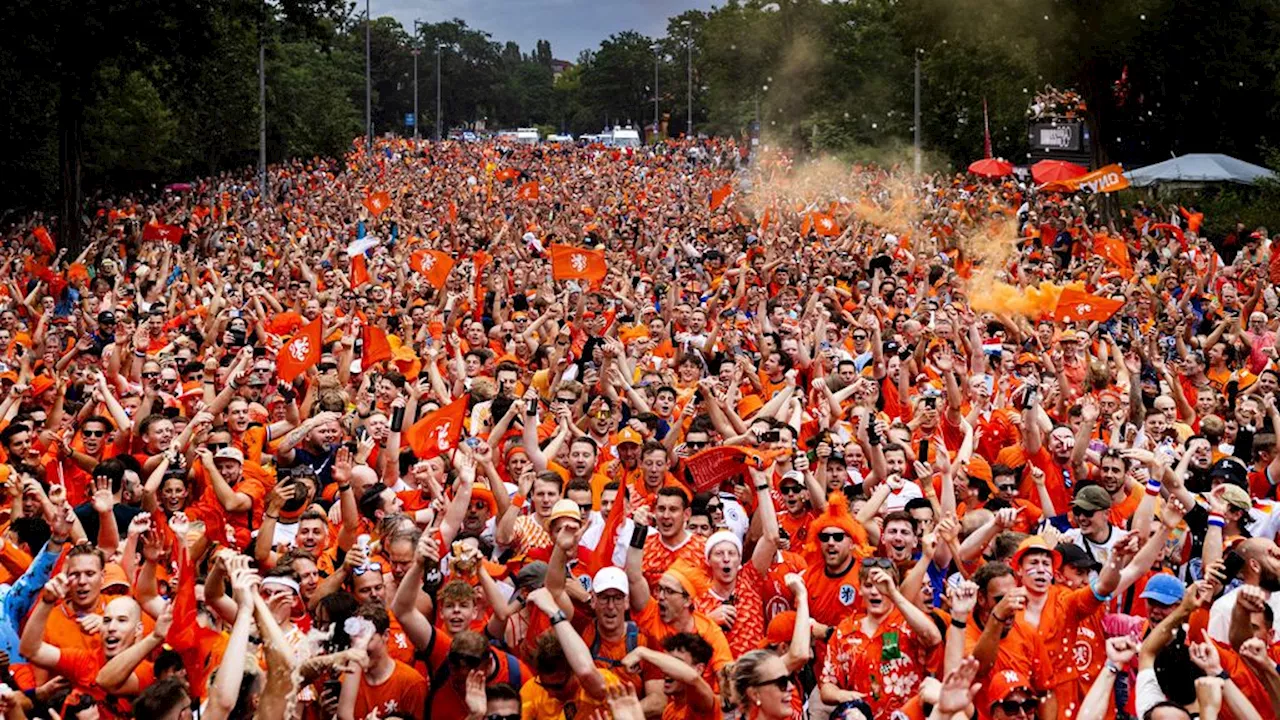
{"left": 258, "top": 0, "right": 267, "bottom": 199}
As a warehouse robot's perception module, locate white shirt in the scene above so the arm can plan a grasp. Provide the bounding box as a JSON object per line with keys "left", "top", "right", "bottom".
{"left": 1061, "top": 526, "right": 1129, "bottom": 571}
{"left": 1207, "top": 584, "right": 1280, "bottom": 643}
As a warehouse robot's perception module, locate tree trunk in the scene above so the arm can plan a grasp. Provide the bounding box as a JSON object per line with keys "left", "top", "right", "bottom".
{"left": 58, "top": 82, "right": 84, "bottom": 260}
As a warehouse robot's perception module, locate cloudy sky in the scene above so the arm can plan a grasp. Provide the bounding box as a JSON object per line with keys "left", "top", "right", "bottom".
{"left": 373, "top": 0, "right": 717, "bottom": 60}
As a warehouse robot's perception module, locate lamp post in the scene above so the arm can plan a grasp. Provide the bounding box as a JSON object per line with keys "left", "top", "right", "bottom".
{"left": 364, "top": 0, "right": 372, "bottom": 155}
{"left": 680, "top": 20, "right": 692, "bottom": 138}
{"left": 914, "top": 48, "right": 922, "bottom": 175}
{"left": 435, "top": 43, "right": 445, "bottom": 141}
{"left": 652, "top": 43, "right": 660, "bottom": 140}
{"left": 412, "top": 20, "right": 423, "bottom": 140}
{"left": 258, "top": 0, "right": 267, "bottom": 198}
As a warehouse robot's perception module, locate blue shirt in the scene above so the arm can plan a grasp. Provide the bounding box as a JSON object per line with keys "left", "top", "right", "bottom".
{"left": 0, "top": 542, "right": 60, "bottom": 658}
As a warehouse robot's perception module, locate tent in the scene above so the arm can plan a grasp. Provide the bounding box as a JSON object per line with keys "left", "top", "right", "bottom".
{"left": 1125, "top": 153, "right": 1276, "bottom": 188}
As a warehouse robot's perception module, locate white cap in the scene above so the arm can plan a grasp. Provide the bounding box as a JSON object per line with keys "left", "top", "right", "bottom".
{"left": 214, "top": 447, "right": 245, "bottom": 465}
{"left": 592, "top": 567, "right": 629, "bottom": 596}
{"left": 705, "top": 530, "right": 743, "bottom": 560}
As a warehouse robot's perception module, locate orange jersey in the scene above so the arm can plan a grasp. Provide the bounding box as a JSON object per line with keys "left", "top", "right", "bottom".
{"left": 821, "top": 609, "right": 934, "bottom": 720}
{"left": 352, "top": 659, "right": 426, "bottom": 720}
{"left": 641, "top": 532, "right": 706, "bottom": 590}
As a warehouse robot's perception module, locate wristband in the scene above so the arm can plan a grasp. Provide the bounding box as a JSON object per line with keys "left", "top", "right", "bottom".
{"left": 265, "top": 514, "right": 279, "bottom": 520}
{"left": 512, "top": 493, "right": 526, "bottom": 510}
{"left": 1104, "top": 662, "right": 1121, "bottom": 674}
{"left": 1208, "top": 513, "right": 1226, "bottom": 529}
{"left": 337, "top": 485, "right": 351, "bottom": 493}
{"left": 1144, "top": 478, "right": 1162, "bottom": 496}
{"left": 48, "top": 536, "right": 69, "bottom": 546}
{"left": 823, "top": 625, "right": 835, "bottom": 641}
{"left": 1217, "top": 670, "right": 1231, "bottom": 681}
{"left": 549, "top": 610, "right": 567, "bottom": 626}
{"left": 134, "top": 351, "right": 146, "bottom": 358}
{"left": 755, "top": 484, "right": 770, "bottom": 492}
{"left": 629, "top": 524, "right": 648, "bottom": 550}
{"left": 950, "top": 617, "right": 968, "bottom": 630}
{"left": 1090, "top": 581, "right": 1114, "bottom": 604}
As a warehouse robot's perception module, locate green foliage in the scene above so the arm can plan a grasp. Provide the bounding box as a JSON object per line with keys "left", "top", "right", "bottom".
{"left": 84, "top": 66, "right": 180, "bottom": 184}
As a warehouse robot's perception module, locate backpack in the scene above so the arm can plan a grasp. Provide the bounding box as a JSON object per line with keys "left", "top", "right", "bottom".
{"left": 588, "top": 621, "right": 639, "bottom": 668}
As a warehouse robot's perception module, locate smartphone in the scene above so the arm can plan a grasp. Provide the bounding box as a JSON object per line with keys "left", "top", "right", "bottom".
{"left": 918, "top": 439, "right": 930, "bottom": 462}
{"left": 760, "top": 430, "right": 781, "bottom": 443}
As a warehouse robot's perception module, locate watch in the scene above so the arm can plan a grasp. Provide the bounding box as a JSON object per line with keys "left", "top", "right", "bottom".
{"left": 549, "top": 610, "right": 567, "bottom": 626}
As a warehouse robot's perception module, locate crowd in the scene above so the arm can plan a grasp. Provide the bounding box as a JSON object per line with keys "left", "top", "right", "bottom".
{"left": 0, "top": 133, "right": 1273, "bottom": 720}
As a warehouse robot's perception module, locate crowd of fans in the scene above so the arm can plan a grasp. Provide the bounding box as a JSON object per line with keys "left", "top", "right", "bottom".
{"left": 0, "top": 134, "right": 1273, "bottom": 720}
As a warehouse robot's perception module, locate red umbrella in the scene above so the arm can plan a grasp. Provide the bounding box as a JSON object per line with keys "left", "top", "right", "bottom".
{"left": 968, "top": 158, "right": 1014, "bottom": 178}
{"left": 1031, "top": 159, "right": 1087, "bottom": 185}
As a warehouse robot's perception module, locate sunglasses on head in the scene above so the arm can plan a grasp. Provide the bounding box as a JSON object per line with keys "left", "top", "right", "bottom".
{"left": 751, "top": 674, "right": 792, "bottom": 691}
{"left": 352, "top": 562, "right": 382, "bottom": 576}
{"left": 817, "top": 531, "right": 847, "bottom": 543}
{"left": 862, "top": 557, "right": 894, "bottom": 569}
{"left": 996, "top": 697, "right": 1039, "bottom": 716}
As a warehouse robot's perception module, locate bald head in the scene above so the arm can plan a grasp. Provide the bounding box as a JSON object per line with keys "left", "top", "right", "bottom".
{"left": 102, "top": 596, "right": 144, "bottom": 658}
{"left": 351, "top": 465, "right": 379, "bottom": 496}
{"left": 1237, "top": 538, "right": 1280, "bottom": 590}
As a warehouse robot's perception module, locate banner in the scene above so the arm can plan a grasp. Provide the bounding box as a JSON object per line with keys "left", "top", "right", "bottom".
{"left": 1042, "top": 163, "right": 1130, "bottom": 194}
{"left": 685, "top": 446, "right": 789, "bottom": 493}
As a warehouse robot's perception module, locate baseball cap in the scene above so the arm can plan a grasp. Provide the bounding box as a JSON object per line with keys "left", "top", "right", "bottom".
{"left": 1011, "top": 535, "right": 1061, "bottom": 571}
{"left": 1220, "top": 484, "right": 1252, "bottom": 512}
{"left": 592, "top": 567, "right": 628, "bottom": 597}
{"left": 1140, "top": 573, "right": 1186, "bottom": 606}
{"left": 97, "top": 310, "right": 117, "bottom": 325}
{"left": 1071, "top": 485, "right": 1112, "bottom": 512}
{"left": 214, "top": 447, "right": 245, "bottom": 465}
{"left": 548, "top": 499, "right": 582, "bottom": 525}
{"left": 1055, "top": 542, "right": 1101, "bottom": 571}
{"left": 1209, "top": 458, "right": 1248, "bottom": 488}
{"left": 987, "top": 669, "right": 1033, "bottom": 706}
{"left": 760, "top": 611, "right": 798, "bottom": 648}
{"left": 612, "top": 427, "right": 642, "bottom": 446}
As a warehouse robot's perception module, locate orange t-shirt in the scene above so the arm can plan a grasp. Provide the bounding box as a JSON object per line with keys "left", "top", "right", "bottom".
{"left": 634, "top": 603, "right": 732, "bottom": 690}
{"left": 53, "top": 647, "right": 154, "bottom": 719}
{"left": 352, "top": 659, "right": 426, "bottom": 720}
{"left": 641, "top": 533, "right": 706, "bottom": 590}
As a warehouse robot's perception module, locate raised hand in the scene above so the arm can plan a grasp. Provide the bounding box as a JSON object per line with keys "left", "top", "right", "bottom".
{"left": 947, "top": 580, "right": 979, "bottom": 621}
{"left": 936, "top": 657, "right": 982, "bottom": 716}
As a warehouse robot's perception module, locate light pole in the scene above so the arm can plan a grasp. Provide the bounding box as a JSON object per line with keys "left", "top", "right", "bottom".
{"left": 258, "top": 0, "right": 267, "bottom": 198}
{"left": 364, "top": 0, "right": 372, "bottom": 155}
{"left": 681, "top": 20, "right": 692, "bottom": 138}
{"left": 913, "top": 48, "right": 922, "bottom": 175}
{"left": 412, "top": 20, "right": 423, "bottom": 140}
{"left": 652, "top": 43, "right": 660, "bottom": 140}
{"left": 435, "top": 43, "right": 445, "bottom": 141}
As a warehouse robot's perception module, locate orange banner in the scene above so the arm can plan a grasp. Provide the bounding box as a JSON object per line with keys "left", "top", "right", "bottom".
{"left": 1042, "top": 163, "right": 1130, "bottom": 194}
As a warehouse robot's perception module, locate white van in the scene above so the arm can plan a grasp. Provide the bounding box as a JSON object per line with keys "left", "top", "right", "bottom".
{"left": 603, "top": 126, "right": 641, "bottom": 148}
{"left": 515, "top": 127, "right": 540, "bottom": 145}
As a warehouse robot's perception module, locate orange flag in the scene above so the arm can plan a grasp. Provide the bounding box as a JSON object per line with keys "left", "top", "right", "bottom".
{"left": 1053, "top": 286, "right": 1124, "bottom": 323}
{"left": 516, "top": 181, "right": 540, "bottom": 201}
{"left": 495, "top": 167, "right": 520, "bottom": 182}
{"left": 1093, "top": 234, "right": 1132, "bottom": 277}
{"left": 410, "top": 249, "right": 455, "bottom": 289}
{"left": 364, "top": 190, "right": 392, "bottom": 217}
{"left": 277, "top": 317, "right": 322, "bottom": 383}
{"left": 549, "top": 244, "right": 607, "bottom": 284}
{"left": 33, "top": 226, "right": 54, "bottom": 255}
{"left": 142, "top": 223, "right": 184, "bottom": 243}
{"left": 362, "top": 324, "right": 393, "bottom": 367}
{"left": 351, "top": 254, "right": 371, "bottom": 287}
{"left": 709, "top": 182, "right": 732, "bottom": 211}
{"left": 405, "top": 395, "right": 468, "bottom": 459}
{"left": 447, "top": 200, "right": 458, "bottom": 223}
{"left": 801, "top": 212, "right": 840, "bottom": 237}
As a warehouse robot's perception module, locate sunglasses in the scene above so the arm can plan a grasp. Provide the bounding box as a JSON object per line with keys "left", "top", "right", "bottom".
{"left": 705, "top": 502, "right": 722, "bottom": 513}
{"left": 780, "top": 484, "right": 804, "bottom": 495}
{"left": 1071, "top": 507, "right": 1099, "bottom": 518}
{"left": 817, "top": 531, "right": 847, "bottom": 543}
{"left": 555, "top": 397, "right": 577, "bottom": 404}
{"left": 82, "top": 430, "right": 107, "bottom": 438}
{"left": 997, "top": 698, "right": 1040, "bottom": 716}
{"left": 861, "top": 557, "right": 894, "bottom": 569}
{"left": 488, "top": 715, "right": 521, "bottom": 720}
{"left": 352, "top": 562, "right": 382, "bottom": 576}
{"left": 852, "top": 334, "right": 868, "bottom": 340}
{"left": 996, "top": 483, "right": 1018, "bottom": 492}
{"left": 686, "top": 441, "right": 708, "bottom": 450}
{"left": 578, "top": 503, "right": 592, "bottom": 516}
{"left": 208, "top": 442, "right": 230, "bottom": 452}
{"left": 318, "top": 364, "right": 338, "bottom": 373}
{"left": 751, "top": 674, "right": 792, "bottom": 691}
{"left": 141, "top": 372, "right": 160, "bottom": 379}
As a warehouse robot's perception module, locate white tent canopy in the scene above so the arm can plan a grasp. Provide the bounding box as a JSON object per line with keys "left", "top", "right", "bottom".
{"left": 1125, "top": 153, "right": 1276, "bottom": 187}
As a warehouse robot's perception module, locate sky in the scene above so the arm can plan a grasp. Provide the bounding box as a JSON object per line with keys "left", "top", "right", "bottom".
{"left": 374, "top": 0, "right": 717, "bottom": 60}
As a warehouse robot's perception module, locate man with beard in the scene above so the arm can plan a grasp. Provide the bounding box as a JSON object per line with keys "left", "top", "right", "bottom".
{"left": 876, "top": 511, "right": 920, "bottom": 574}
{"left": 275, "top": 410, "right": 344, "bottom": 489}
{"left": 1061, "top": 486, "right": 1128, "bottom": 570}
{"left": 0, "top": 423, "right": 44, "bottom": 483}
{"left": 960, "top": 563, "right": 1049, "bottom": 720}
{"left": 1020, "top": 390, "right": 1085, "bottom": 513}
{"left": 72, "top": 458, "right": 144, "bottom": 551}
{"left": 1207, "top": 537, "right": 1280, "bottom": 642}
{"left": 640, "top": 487, "right": 705, "bottom": 589}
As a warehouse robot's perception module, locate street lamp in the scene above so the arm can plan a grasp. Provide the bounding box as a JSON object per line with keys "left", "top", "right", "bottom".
{"left": 364, "top": 0, "right": 372, "bottom": 155}
{"left": 652, "top": 42, "right": 661, "bottom": 140}
{"left": 680, "top": 20, "right": 692, "bottom": 138}
{"left": 412, "top": 20, "right": 423, "bottom": 140}
{"left": 435, "top": 43, "right": 446, "bottom": 141}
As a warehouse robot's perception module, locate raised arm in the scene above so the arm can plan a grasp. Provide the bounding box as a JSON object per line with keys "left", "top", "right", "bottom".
{"left": 527, "top": 588, "right": 608, "bottom": 700}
